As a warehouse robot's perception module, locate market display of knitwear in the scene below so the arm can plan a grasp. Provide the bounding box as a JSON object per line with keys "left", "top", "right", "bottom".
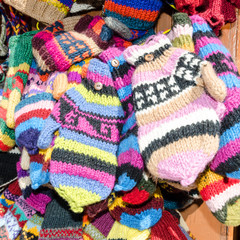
{"left": 0, "top": 0, "right": 240, "bottom": 239}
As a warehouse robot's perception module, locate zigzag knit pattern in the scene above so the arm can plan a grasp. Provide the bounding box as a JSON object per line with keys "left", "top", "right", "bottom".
{"left": 191, "top": 15, "right": 240, "bottom": 179}
{"left": 124, "top": 33, "right": 226, "bottom": 186}
{"left": 37, "top": 58, "right": 124, "bottom": 213}
{"left": 100, "top": 47, "right": 144, "bottom": 192}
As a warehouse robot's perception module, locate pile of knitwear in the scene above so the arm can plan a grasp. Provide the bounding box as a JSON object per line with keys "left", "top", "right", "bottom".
{"left": 1, "top": 0, "right": 240, "bottom": 239}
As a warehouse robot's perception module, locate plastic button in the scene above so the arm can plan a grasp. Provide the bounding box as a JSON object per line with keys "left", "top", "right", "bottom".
{"left": 145, "top": 54, "right": 154, "bottom": 62}
{"left": 94, "top": 82, "right": 103, "bottom": 90}
{"left": 111, "top": 59, "right": 120, "bottom": 67}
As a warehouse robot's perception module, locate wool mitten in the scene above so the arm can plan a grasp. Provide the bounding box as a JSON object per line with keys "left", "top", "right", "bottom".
{"left": 0, "top": 196, "right": 36, "bottom": 240}
{"left": 198, "top": 167, "right": 240, "bottom": 226}
{"left": 3, "top": 0, "right": 76, "bottom": 24}
{"left": 191, "top": 15, "right": 240, "bottom": 179}
{"left": 37, "top": 58, "right": 124, "bottom": 213}
{"left": 167, "top": 13, "right": 195, "bottom": 52}
{"left": 17, "top": 160, "right": 52, "bottom": 215}
{"left": 19, "top": 213, "right": 43, "bottom": 240}
{"left": 32, "top": 15, "right": 113, "bottom": 74}
{"left": 100, "top": 47, "right": 144, "bottom": 192}
{"left": 38, "top": 195, "right": 83, "bottom": 240}
{"left": 124, "top": 33, "right": 227, "bottom": 186}
{"left": 107, "top": 221, "right": 150, "bottom": 240}
{"left": 83, "top": 211, "right": 115, "bottom": 240}
{"left": 108, "top": 188, "right": 163, "bottom": 231}
{"left": 102, "top": 0, "right": 162, "bottom": 42}
{"left": 0, "top": 146, "right": 20, "bottom": 188}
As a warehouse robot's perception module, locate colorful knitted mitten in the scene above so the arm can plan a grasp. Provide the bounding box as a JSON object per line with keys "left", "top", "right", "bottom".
{"left": 37, "top": 58, "right": 124, "bottom": 213}
{"left": 167, "top": 12, "right": 195, "bottom": 52}
{"left": 198, "top": 167, "right": 240, "bottom": 226}
{"left": 0, "top": 31, "right": 38, "bottom": 151}
{"left": 191, "top": 15, "right": 240, "bottom": 179}
{"left": 38, "top": 195, "right": 83, "bottom": 240}
{"left": 103, "top": 0, "right": 162, "bottom": 41}
{"left": 108, "top": 188, "right": 163, "bottom": 231}
{"left": 32, "top": 15, "right": 113, "bottom": 74}
{"left": 19, "top": 214, "right": 43, "bottom": 240}
{"left": 3, "top": 0, "right": 76, "bottom": 24}
{"left": 124, "top": 33, "right": 227, "bottom": 186}
{"left": 100, "top": 47, "right": 144, "bottom": 192}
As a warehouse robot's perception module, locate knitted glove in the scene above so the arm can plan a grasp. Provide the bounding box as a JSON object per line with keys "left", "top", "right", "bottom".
{"left": 100, "top": 47, "right": 144, "bottom": 192}
{"left": 37, "top": 58, "right": 125, "bottom": 213}
{"left": 124, "top": 33, "right": 227, "bottom": 186}
{"left": 32, "top": 15, "right": 113, "bottom": 74}
{"left": 191, "top": 15, "right": 240, "bottom": 179}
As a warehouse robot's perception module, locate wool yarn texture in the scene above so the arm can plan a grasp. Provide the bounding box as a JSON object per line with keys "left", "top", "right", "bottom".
{"left": 197, "top": 167, "right": 240, "bottom": 226}
{"left": 108, "top": 188, "right": 163, "bottom": 231}
{"left": 100, "top": 47, "right": 144, "bottom": 192}
{"left": 37, "top": 58, "right": 125, "bottom": 213}
{"left": 102, "top": 0, "right": 163, "bottom": 41}
{"left": 70, "top": 0, "right": 104, "bottom": 14}
{"left": 3, "top": 0, "right": 76, "bottom": 24}
{"left": 38, "top": 195, "right": 83, "bottom": 240}
{"left": 191, "top": 15, "right": 240, "bottom": 180}
{"left": 0, "top": 31, "right": 38, "bottom": 152}
{"left": 19, "top": 214, "right": 43, "bottom": 240}
{"left": 167, "top": 12, "right": 195, "bottom": 53}
{"left": 32, "top": 15, "right": 114, "bottom": 74}
{"left": 124, "top": 33, "right": 227, "bottom": 186}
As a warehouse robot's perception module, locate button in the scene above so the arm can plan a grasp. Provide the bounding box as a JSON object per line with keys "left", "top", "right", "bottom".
{"left": 145, "top": 54, "right": 154, "bottom": 62}
{"left": 94, "top": 82, "right": 103, "bottom": 90}
{"left": 111, "top": 59, "right": 120, "bottom": 67}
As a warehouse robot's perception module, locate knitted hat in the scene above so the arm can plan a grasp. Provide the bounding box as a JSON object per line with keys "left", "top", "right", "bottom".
{"left": 3, "top": 0, "right": 76, "bottom": 24}
{"left": 100, "top": 47, "right": 144, "bottom": 192}
{"left": 32, "top": 15, "right": 113, "bottom": 74}
{"left": 107, "top": 221, "right": 150, "bottom": 240}
{"left": 37, "top": 58, "right": 125, "bottom": 213}
{"left": 124, "top": 33, "right": 227, "bottom": 186}
{"left": 197, "top": 167, "right": 240, "bottom": 226}
{"left": 108, "top": 188, "right": 163, "bottom": 231}
{"left": 38, "top": 195, "right": 83, "bottom": 240}
{"left": 191, "top": 15, "right": 240, "bottom": 179}
{"left": 167, "top": 13, "right": 195, "bottom": 52}
{"left": 0, "top": 146, "right": 20, "bottom": 188}
{"left": 102, "top": 0, "right": 163, "bottom": 41}
{"left": 175, "top": 0, "right": 236, "bottom": 35}
{"left": 83, "top": 211, "right": 115, "bottom": 240}
{"left": 19, "top": 214, "right": 44, "bottom": 240}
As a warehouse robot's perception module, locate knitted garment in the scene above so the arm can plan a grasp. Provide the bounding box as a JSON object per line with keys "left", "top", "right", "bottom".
{"left": 83, "top": 211, "right": 115, "bottom": 240}
{"left": 103, "top": 0, "right": 162, "bottom": 41}
{"left": 16, "top": 161, "right": 53, "bottom": 215}
{"left": 121, "top": 172, "right": 156, "bottom": 205}
{"left": 0, "top": 146, "right": 20, "bottom": 188}
{"left": 198, "top": 167, "right": 240, "bottom": 226}
{"left": 108, "top": 188, "right": 163, "bottom": 231}
{"left": 38, "top": 196, "right": 83, "bottom": 240}
{"left": 0, "top": 196, "right": 36, "bottom": 240}
{"left": 174, "top": 0, "right": 236, "bottom": 35}
{"left": 19, "top": 214, "right": 43, "bottom": 240}
{"left": 107, "top": 221, "right": 150, "bottom": 240}
{"left": 100, "top": 47, "right": 144, "bottom": 192}
{"left": 167, "top": 13, "right": 195, "bottom": 52}
{"left": 37, "top": 58, "right": 125, "bottom": 213}
{"left": 191, "top": 15, "right": 240, "bottom": 179}
{"left": 151, "top": 210, "right": 189, "bottom": 240}
{"left": 32, "top": 15, "right": 113, "bottom": 75}
{"left": 124, "top": 33, "right": 227, "bottom": 186}
{"left": 3, "top": 0, "right": 76, "bottom": 24}
{"left": 86, "top": 199, "right": 109, "bottom": 220}
{"left": 0, "top": 12, "right": 7, "bottom": 57}
{"left": 70, "top": 0, "right": 104, "bottom": 14}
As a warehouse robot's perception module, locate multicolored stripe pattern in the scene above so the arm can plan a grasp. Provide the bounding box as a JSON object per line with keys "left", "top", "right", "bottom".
{"left": 32, "top": 15, "right": 113, "bottom": 74}
{"left": 191, "top": 15, "right": 240, "bottom": 179}
{"left": 198, "top": 167, "right": 240, "bottom": 226}
{"left": 103, "top": 0, "right": 162, "bottom": 30}
{"left": 100, "top": 47, "right": 144, "bottom": 192}
{"left": 124, "top": 33, "right": 225, "bottom": 186}
{"left": 37, "top": 58, "right": 124, "bottom": 213}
